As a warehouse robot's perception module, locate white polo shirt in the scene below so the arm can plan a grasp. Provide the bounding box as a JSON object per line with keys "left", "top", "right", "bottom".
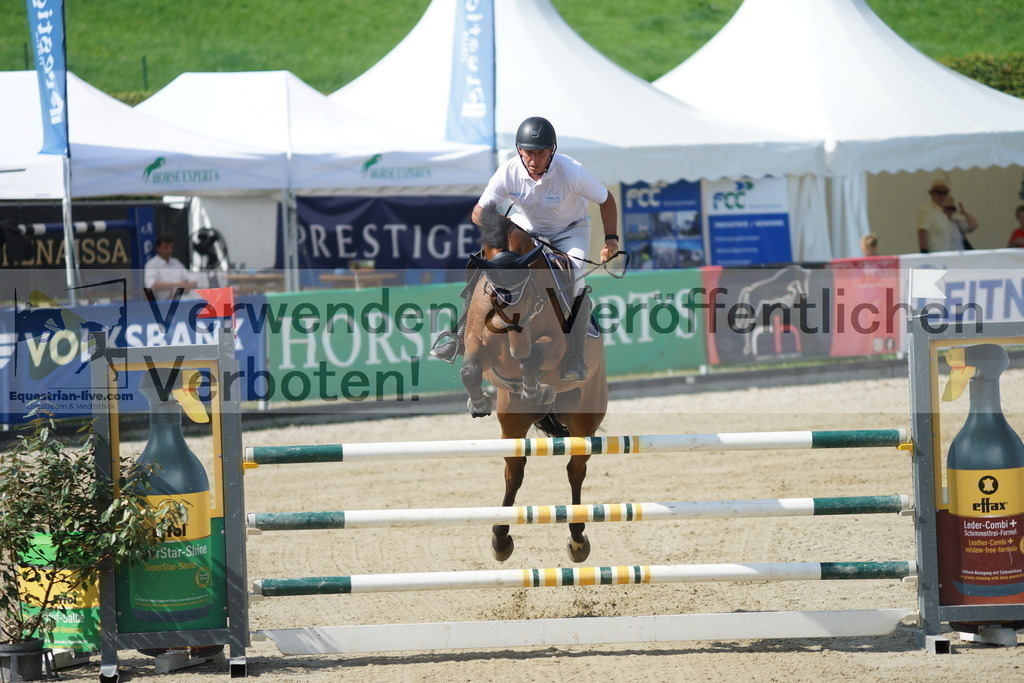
{"left": 478, "top": 153, "right": 608, "bottom": 235}
{"left": 144, "top": 254, "right": 191, "bottom": 300}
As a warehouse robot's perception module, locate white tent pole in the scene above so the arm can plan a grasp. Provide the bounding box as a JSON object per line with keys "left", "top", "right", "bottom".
{"left": 283, "top": 77, "right": 300, "bottom": 292}
{"left": 60, "top": 154, "right": 79, "bottom": 304}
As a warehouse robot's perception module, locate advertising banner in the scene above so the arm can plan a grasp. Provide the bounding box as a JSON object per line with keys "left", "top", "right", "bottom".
{"left": 25, "top": 0, "right": 68, "bottom": 155}
{"left": 704, "top": 178, "right": 792, "bottom": 266}
{"left": 446, "top": 0, "right": 495, "bottom": 148}
{"left": 1, "top": 290, "right": 267, "bottom": 424}
{"left": 703, "top": 265, "right": 833, "bottom": 365}
{"left": 828, "top": 256, "right": 902, "bottom": 357}
{"left": 899, "top": 249, "right": 1024, "bottom": 334}
{"left": 261, "top": 270, "right": 707, "bottom": 408}
{"left": 592, "top": 269, "right": 706, "bottom": 376}
{"left": 621, "top": 179, "right": 704, "bottom": 269}
{"left": 281, "top": 196, "right": 478, "bottom": 273}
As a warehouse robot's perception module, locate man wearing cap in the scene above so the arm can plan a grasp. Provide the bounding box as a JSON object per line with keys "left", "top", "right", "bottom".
{"left": 430, "top": 116, "right": 617, "bottom": 382}
{"left": 917, "top": 180, "right": 975, "bottom": 253}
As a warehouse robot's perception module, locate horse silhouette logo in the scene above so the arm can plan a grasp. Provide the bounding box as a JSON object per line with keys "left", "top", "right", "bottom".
{"left": 362, "top": 154, "right": 383, "bottom": 174}
{"left": 143, "top": 157, "right": 167, "bottom": 181}
{"left": 735, "top": 266, "right": 811, "bottom": 358}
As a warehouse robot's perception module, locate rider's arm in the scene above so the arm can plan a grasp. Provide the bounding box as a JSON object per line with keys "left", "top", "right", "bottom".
{"left": 600, "top": 193, "right": 618, "bottom": 262}
{"left": 472, "top": 204, "right": 485, "bottom": 226}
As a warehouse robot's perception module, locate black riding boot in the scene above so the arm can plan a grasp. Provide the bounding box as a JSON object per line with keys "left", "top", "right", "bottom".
{"left": 429, "top": 260, "right": 481, "bottom": 363}
{"left": 430, "top": 314, "right": 467, "bottom": 363}
{"left": 561, "top": 292, "right": 592, "bottom": 381}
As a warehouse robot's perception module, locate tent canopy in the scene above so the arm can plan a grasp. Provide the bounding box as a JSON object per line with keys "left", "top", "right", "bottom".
{"left": 655, "top": 0, "right": 1024, "bottom": 177}
{"left": 331, "top": 0, "right": 824, "bottom": 184}
{"left": 137, "top": 71, "right": 492, "bottom": 191}
{"left": 0, "top": 71, "right": 289, "bottom": 199}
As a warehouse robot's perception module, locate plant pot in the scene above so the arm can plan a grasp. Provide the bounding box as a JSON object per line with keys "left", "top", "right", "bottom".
{"left": 0, "top": 638, "right": 52, "bottom": 681}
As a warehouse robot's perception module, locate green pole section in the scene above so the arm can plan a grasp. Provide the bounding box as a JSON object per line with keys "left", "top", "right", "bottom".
{"left": 818, "top": 562, "right": 914, "bottom": 580}
{"left": 811, "top": 430, "right": 905, "bottom": 449}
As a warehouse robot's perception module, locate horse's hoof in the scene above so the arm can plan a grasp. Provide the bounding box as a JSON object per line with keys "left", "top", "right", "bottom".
{"left": 467, "top": 395, "right": 493, "bottom": 418}
{"left": 521, "top": 384, "right": 555, "bottom": 405}
{"left": 567, "top": 535, "right": 591, "bottom": 563}
{"left": 492, "top": 535, "right": 515, "bottom": 562}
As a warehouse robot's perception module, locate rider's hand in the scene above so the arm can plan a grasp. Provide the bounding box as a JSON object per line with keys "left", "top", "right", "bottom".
{"left": 601, "top": 238, "right": 618, "bottom": 263}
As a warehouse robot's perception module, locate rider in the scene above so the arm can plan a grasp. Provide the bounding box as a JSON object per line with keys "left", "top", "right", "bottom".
{"left": 430, "top": 116, "right": 618, "bottom": 382}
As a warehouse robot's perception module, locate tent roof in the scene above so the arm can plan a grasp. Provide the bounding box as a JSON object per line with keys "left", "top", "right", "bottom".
{"left": 655, "top": 0, "right": 1024, "bottom": 176}
{"left": 0, "top": 71, "right": 289, "bottom": 199}
{"left": 137, "top": 71, "right": 492, "bottom": 190}
{"left": 331, "top": 0, "right": 824, "bottom": 184}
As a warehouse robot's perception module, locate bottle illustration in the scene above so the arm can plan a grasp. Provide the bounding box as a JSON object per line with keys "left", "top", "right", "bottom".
{"left": 939, "top": 344, "right": 1024, "bottom": 629}
{"left": 115, "top": 366, "right": 225, "bottom": 632}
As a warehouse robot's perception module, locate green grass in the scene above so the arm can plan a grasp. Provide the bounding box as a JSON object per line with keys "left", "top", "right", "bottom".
{"left": 2, "top": 0, "right": 1022, "bottom": 97}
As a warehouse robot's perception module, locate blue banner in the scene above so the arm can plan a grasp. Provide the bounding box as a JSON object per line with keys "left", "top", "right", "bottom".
{"left": 622, "top": 179, "right": 704, "bottom": 269}
{"left": 279, "top": 196, "right": 478, "bottom": 273}
{"left": 25, "top": 0, "right": 69, "bottom": 155}
{"left": 704, "top": 178, "right": 793, "bottom": 267}
{"left": 707, "top": 213, "right": 792, "bottom": 266}
{"left": 0, "top": 294, "right": 268, "bottom": 425}
{"left": 445, "top": 0, "right": 494, "bottom": 147}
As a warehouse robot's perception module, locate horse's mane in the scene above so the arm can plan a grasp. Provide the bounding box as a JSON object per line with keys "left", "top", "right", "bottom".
{"left": 477, "top": 203, "right": 512, "bottom": 251}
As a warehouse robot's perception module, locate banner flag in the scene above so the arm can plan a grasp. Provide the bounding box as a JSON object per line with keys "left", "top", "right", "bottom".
{"left": 25, "top": 0, "right": 69, "bottom": 155}
{"left": 445, "top": 0, "right": 495, "bottom": 148}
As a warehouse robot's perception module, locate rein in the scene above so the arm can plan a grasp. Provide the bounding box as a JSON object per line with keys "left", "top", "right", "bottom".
{"left": 509, "top": 222, "right": 629, "bottom": 286}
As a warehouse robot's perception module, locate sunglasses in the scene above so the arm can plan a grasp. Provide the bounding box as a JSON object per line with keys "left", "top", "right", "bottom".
{"left": 931, "top": 189, "right": 949, "bottom": 195}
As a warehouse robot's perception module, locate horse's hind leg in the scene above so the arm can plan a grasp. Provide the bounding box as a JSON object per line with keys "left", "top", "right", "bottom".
{"left": 566, "top": 453, "right": 591, "bottom": 562}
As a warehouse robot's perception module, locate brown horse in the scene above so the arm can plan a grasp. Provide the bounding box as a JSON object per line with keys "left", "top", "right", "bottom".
{"left": 460, "top": 204, "right": 607, "bottom": 563}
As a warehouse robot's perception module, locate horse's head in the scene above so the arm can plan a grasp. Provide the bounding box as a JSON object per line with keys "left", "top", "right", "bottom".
{"left": 470, "top": 204, "right": 546, "bottom": 357}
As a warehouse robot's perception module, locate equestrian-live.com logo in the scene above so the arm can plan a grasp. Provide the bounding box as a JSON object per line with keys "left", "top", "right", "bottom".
{"left": 142, "top": 157, "right": 221, "bottom": 184}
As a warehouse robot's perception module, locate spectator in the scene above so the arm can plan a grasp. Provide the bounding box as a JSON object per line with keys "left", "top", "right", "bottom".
{"left": 144, "top": 235, "right": 195, "bottom": 300}
{"left": 916, "top": 180, "right": 975, "bottom": 253}
{"left": 1007, "top": 205, "right": 1024, "bottom": 248}
{"left": 860, "top": 233, "right": 879, "bottom": 257}
{"left": 941, "top": 193, "right": 978, "bottom": 250}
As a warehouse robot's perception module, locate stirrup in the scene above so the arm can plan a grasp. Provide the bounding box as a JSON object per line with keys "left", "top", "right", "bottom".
{"left": 561, "top": 354, "right": 587, "bottom": 382}
{"left": 429, "top": 330, "right": 462, "bottom": 364}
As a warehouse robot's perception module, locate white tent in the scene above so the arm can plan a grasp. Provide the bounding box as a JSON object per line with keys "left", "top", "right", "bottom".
{"left": 137, "top": 71, "right": 492, "bottom": 191}
{"left": 655, "top": 0, "right": 1024, "bottom": 258}
{"left": 0, "top": 71, "right": 288, "bottom": 199}
{"left": 330, "top": 0, "right": 824, "bottom": 185}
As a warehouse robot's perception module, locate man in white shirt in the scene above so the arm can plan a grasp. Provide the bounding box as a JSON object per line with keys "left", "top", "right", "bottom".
{"left": 144, "top": 235, "right": 195, "bottom": 300}
{"left": 431, "top": 116, "right": 618, "bottom": 381}
{"left": 916, "top": 180, "right": 977, "bottom": 253}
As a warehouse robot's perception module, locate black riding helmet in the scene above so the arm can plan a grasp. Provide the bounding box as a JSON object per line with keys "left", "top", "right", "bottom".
{"left": 515, "top": 116, "right": 557, "bottom": 150}
{"left": 515, "top": 116, "right": 557, "bottom": 176}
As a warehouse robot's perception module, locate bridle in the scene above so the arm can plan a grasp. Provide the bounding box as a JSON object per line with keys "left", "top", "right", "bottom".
{"left": 484, "top": 270, "right": 546, "bottom": 334}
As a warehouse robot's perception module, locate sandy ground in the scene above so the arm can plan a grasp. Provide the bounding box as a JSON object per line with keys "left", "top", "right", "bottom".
{"left": 58, "top": 370, "right": 1024, "bottom": 682}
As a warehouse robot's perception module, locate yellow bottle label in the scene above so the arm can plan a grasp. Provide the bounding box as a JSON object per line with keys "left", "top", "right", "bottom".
{"left": 145, "top": 491, "right": 211, "bottom": 541}
{"left": 948, "top": 467, "right": 1024, "bottom": 517}
{"left": 19, "top": 568, "right": 99, "bottom": 608}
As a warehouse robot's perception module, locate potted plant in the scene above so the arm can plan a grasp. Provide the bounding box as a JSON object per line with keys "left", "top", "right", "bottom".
{"left": 0, "top": 404, "right": 184, "bottom": 681}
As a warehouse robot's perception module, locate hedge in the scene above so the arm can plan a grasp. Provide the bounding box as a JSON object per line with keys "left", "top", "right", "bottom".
{"left": 943, "top": 53, "right": 1024, "bottom": 99}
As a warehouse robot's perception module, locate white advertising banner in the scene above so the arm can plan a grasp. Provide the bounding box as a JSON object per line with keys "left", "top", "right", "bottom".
{"left": 702, "top": 177, "right": 792, "bottom": 266}
{"left": 899, "top": 249, "right": 1024, "bottom": 345}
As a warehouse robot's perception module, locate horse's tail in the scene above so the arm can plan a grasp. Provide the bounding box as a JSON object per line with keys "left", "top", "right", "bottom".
{"left": 534, "top": 411, "right": 570, "bottom": 437}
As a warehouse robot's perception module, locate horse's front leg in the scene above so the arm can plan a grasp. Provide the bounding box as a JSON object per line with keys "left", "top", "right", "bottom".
{"left": 491, "top": 455, "right": 527, "bottom": 562}
{"left": 518, "top": 342, "right": 555, "bottom": 406}
{"left": 460, "top": 345, "right": 493, "bottom": 418}
{"left": 566, "top": 454, "right": 591, "bottom": 562}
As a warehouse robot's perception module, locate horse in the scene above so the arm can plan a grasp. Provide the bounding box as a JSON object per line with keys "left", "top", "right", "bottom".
{"left": 459, "top": 204, "right": 608, "bottom": 563}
